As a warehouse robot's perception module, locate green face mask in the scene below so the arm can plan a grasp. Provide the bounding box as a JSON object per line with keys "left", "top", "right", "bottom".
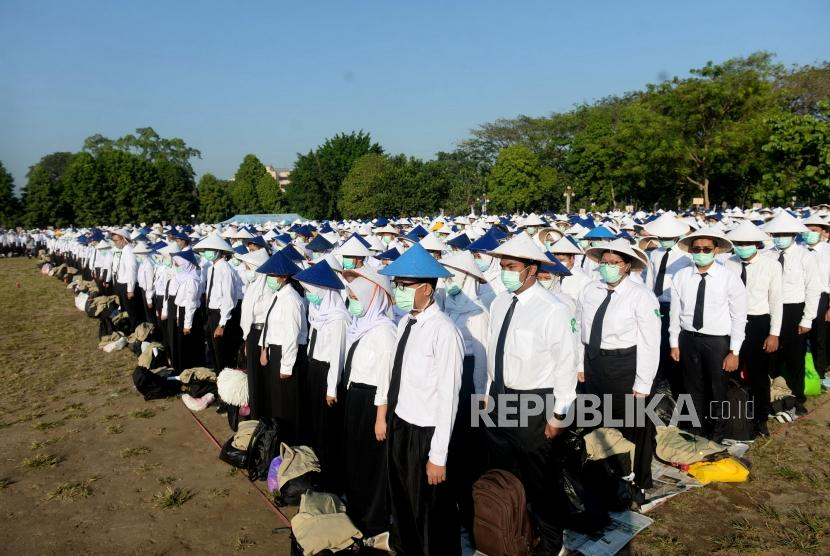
{"left": 163, "top": 259, "right": 173, "bottom": 268}
{"left": 152, "top": 255, "right": 163, "bottom": 265}
{"left": 500, "top": 268, "right": 526, "bottom": 293}
{"left": 230, "top": 258, "right": 241, "bottom": 267}
{"left": 265, "top": 276, "right": 282, "bottom": 291}
{"left": 342, "top": 257, "right": 356, "bottom": 270}
{"left": 203, "top": 250, "right": 217, "bottom": 262}
{"left": 526, "top": 226, "right": 538, "bottom": 236}
{"left": 579, "top": 239, "right": 590, "bottom": 249}
{"left": 446, "top": 280, "right": 462, "bottom": 296}
{"left": 347, "top": 299, "right": 365, "bottom": 317}
{"left": 692, "top": 252, "right": 716, "bottom": 267}
{"left": 802, "top": 231, "right": 821, "bottom": 245}
{"left": 174, "top": 265, "right": 184, "bottom": 273}
{"left": 136, "top": 255, "right": 144, "bottom": 264}
{"left": 545, "top": 241, "right": 554, "bottom": 251}
{"left": 659, "top": 239, "right": 676, "bottom": 249}
{"left": 734, "top": 245, "right": 757, "bottom": 259}
{"left": 394, "top": 285, "right": 421, "bottom": 312}
{"left": 381, "top": 236, "right": 392, "bottom": 245}
{"left": 305, "top": 291, "right": 322, "bottom": 306}
{"left": 598, "top": 263, "right": 622, "bottom": 284}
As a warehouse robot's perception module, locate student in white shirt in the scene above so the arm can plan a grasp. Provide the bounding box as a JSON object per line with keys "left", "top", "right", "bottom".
{"left": 549, "top": 236, "right": 593, "bottom": 302}
{"left": 762, "top": 212, "right": 822, "bottom": 416}
{"left": 237, "top": 249, "right": 273, "bottom": 408}
{"left": 341, "top": 267, "right": 397, "bottom": 538}
{"left": 378, "top": 243, "right": 464, "bottom": 556}
{"left": 256, "top": 251, "right": 305, "bottom": 443}
{"left": 171, "top": 250, "right": 206, "bottom": 372}
{"left": 802, "top": 215, "right": 830, "bottom": 379}
{"left": 194, "top": 234, "right": 242, "bottom": 372}
{"left": 134, "top": 242, "right": 156, "bottom": 325}
{"left": 111, "top": 229, "right": 141, "bottom": 331}
{"left": 725, "top": 221, "right": 783, "bottom": 437}
{"left": 579, "top": 239, "right": 661, "bottom": 489}
{"left": 484, "top": 234, "right": 578, "bottom": 556}
{"left": 295, "top": 260, "right": 350, "bottom": 493}
{"left": 669, "top": 229, "right": 747, "bottom": 441}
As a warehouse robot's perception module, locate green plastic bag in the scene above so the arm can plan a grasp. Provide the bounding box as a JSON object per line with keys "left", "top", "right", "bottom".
{"left": 805, "top": 352, "right": 821, "bottom": 397}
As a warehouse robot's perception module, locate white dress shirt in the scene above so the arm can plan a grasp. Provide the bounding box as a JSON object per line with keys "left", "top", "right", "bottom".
{"left": 115, "top": 244, "right": 138, "bottom": 292}
{"left": 240, "top": 279, "right": 276, "bottom": 340}
{"left": 560, "top": 269, "right": 593, "bottom": 303}
{"left": 725, "top": 253, "right": 783, "bottom": 336}
{"left": 309, "top": 319, "right": 348, "bottom": 398}
{"left": 486, "top": 282, "right": 579, "bottom": 415}
{"left": 763, "top": 243, "right": 822, "bottom": 328}
{"left": 206, "top": 259, "right": 240, "bottom": 327}
{"left": 347, "top": 324, "right": 397, "bottom": 406}
{"left": 648, "top": 247, "right": 692, "bottom": 303}
{"left": 578, "top": 278, "right": 661, "bottom": 394}
{"left": 393, "top": 302, "right": 464, "bottom": 467}
{"left": 173, "top": 278, "right": 201, "bottom": 330}
{"left": 445, "top": 302, "right": 490, "bottom": 396}
{"left": 138, "top": 259, "right": 155, "bottom": 305}
{"left": 805, "top": 241, "right": 830, "bottom": 294}
{"left": 260, "top": 285, "right": 304, "bottom": 376}
{"left": 669, "top": 261, "right": 748, "bottom": 351}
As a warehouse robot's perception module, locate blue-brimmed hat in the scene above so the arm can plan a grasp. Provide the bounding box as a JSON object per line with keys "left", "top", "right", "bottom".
{"left": 272, "top": 233, "right": 292, "bottom": 246}
{"left": 583, "top": 226, "right": 616, "bottom": 240}
{"left": 539, "top": 253, "right": 572, "bottom": 276}
{"left": 246, "top": 235, "right": 268, "bottom": 249}
{"left": 173, "top": 250, "right": 199, "bottom": 267}
{"left": 257, "top": 250, "right": 301, "bottom": 276}
{"left": 487, "top": 227, "right": 509, "bottom": 241}
{"left": 169, "top": 229, "right": 190, "bottom": 241}
{"left": 404, "top": 224, "right": 429, "bottom": 241}
{"left": 466, "top": 232, "right": 499, "bottom": 253}
{"left": 376, "top": 247, "right": 401, "bottom": 261}
{"left": 379, "top": 243, "right": 452, "bottom": 279}
{"left": 319, "top": 222, "right": 335, "bottom": 234}
{"left": 151, "top": 240, "right": 168, "bottom": 251}
{"left": 294, "top": 260, "right": 344, "bottom": 290}
{"left": 280, "top": 245, "right": 305, "bottom": 262}
{"left": 305, "top": 234, "right": 333, "bottom": 252}
{"left": 447, "top": 233, "right": 471, "bottom": 250}
{"left": 233, "top": 244, "right": 249, "bottom": 256}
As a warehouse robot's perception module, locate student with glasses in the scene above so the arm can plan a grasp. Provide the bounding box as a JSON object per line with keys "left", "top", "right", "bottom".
{"left": 669, "top": 228, "right": 747, "bottom": 441}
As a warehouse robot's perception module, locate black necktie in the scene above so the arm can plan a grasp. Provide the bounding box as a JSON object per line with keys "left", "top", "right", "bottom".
{"left": 492, "top": 296, "right": 519, "bottom": 396}
{"left": 653, "top": 249, "right": 670, "bottom": 296}
{"left": 206, "top": 267, "right": 215, "bottom": 307}
{"left": 588, "top": 289, "right": 614, "bottom": 359}
{"left": 386, "top": 318, "right": 417, "bottom": 421}
{"left": 692, "top": 273, "right": 707, "bottom": 330}
{"left": 260, "top": 293, "right": 280, "bottom": 346}
{"left": 740, "top": 262, "right": 748, "bottom": 285}
{"left": 342, "top": 339, "right": 361, "bottom": 388}
{"left": 308, "top": 327, "right": 318, "bottom": 359}
{"left": 778, "top": 251, "right": 784, "bottom": 268}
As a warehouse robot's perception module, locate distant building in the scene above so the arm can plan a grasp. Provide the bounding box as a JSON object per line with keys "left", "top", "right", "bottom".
{"left": 265, "top": 165, "right": 292, "bottom": 191}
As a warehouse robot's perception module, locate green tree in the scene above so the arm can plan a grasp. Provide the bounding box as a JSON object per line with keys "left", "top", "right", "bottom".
{"left": 198, "top": 173, "right": 235, "bottom": 222}
{"left": 229, "top": 154, "right": 266, "bottom": 214}
{"left": 256, "top": 173, "right": 285, "bottom": 214}
{"left": 0, "top": 161, "right": 20, "bottom": 227}
{"left": 286, "top": 131, "right": 383, "bottom": 219}
{"left": 339, "top": 153, "right": 398, "bottom": 218}
{"left": 61, "top": 152, "right": 107, "bottom": 226}
{"left": 486, "top": 145, "right": 559, "bottom": 213}
{"left": 20, "top": 152, "right": 74, "bottom": 227}
{"left": 155, "top": 158, "right": 197, "bottom": 222}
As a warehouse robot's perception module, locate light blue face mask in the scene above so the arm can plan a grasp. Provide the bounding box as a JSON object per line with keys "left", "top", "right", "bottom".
{"left": 802, "top": 231, "right": 821, "bottom": 245}
{"left": 394, "top": 284, "right": 422, "bottom": 312}
{"left": 475, "top": 259, "right": 489, "bottom": 272}
{"left": 265, "top": 276, "right": 282, "bottom": 291}
{"left": 692, "top": 252, "right": 716, "bottom": 267}
{"left": 525, "top": 226, "right": 538, "bottom": 236}
{"left": 500, "top": 268, "right": 526, "bottom": 293}
{"left": 342, "top": 257, "right": 356, "bottom": 270}
{"left": 734, "top": 245, "right": 757, "bottom": 259}
{"left": 347, "top": 298, "right": 365, "bottom": 317}
{"left": 598, "top": 263, "right": 622, "bottom": 284}
{"left": 579, "top": 239, "right": 590, "bottom": 249}
{"left": 659, "top": 239, "right": 676, "bottom": 249}
{"left": 381, "top": 236, "right": 392, "bottom": 245}
{"left": 202, "top": 250, "right": 217, "bottom": 262}
{"left": 163, "top": 258, "right": 173, "bottom": 268}
{"left": 773, "top": 236, "right": 793, "bottom": 250}
{"left": 230, "top": 258, "right": 241, "bottom": 267}
{"left": 305, "top": 291, "right": 322, "bottom": 306}
{"left": 136, "top": 255, "right": 144, "bottom": 264}
{"left": 445, "top": 276, "right": 463, "bottom": 297}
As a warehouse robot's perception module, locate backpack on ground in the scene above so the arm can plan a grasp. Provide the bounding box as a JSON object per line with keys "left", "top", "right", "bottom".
{"left": 722, "top": 379, "right": 755, "bottom": 442}
{"left": 276, "top": 443, "right": 322, "bottom": 506}
{"left": 132, "top": 366, "right": 181, "bottom": 400}
{"left": 472, "top": 469, "right": 535, "bottom": 556}
{"left": 246, "top": 418, "right": 281, "bottom": 481}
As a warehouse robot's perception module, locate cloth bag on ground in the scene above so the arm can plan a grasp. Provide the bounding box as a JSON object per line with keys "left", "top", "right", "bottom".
{"left": 804, "top": 353, "right": 821, "bottom": 397}
{"left": 290, "top": 491, "right": 363, "bottom": 555}
{"left": 655, "top": 426, "right": 726, "bottom": 465}
{"left": 687, "top": 457, "right": 749, "bottom": 484}
{"left": 276, "top": 443, "right": 322, "bottom": 506}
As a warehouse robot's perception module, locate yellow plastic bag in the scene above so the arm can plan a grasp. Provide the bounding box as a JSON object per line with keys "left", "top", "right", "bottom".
{"left": 688, "top": 457, "right": 749, "bottom": 484}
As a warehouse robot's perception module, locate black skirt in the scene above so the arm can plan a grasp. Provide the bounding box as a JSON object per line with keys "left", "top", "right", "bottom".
{"left": 306, "top": 357, "right": 345, "bottom": 493}
{"left": 175, "top": 305, "right": 206, "bottom": 372}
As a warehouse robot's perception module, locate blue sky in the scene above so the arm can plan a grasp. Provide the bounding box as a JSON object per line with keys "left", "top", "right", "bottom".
{"left": 1, "top": 0, "right": 828, "bottom": 191}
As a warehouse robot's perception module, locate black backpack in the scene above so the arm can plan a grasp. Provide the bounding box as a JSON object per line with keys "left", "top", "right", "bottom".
{"left": 722, "top": 379, "right": 754, "bottom": 441}
{"left": 246, "top": 418, "right": 281, "bottom": 481}
{"left": 132, "top": 366, "right": 181, "bottom": 400}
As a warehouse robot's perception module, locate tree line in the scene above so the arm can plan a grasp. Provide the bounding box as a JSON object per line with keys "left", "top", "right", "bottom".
{"left": 2, "top": 52, "right": 829, "bottom": 228}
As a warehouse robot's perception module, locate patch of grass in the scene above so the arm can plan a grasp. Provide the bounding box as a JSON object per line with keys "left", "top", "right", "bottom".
{"left": 102, "top": 413, "right": 122, "bottom": 421}
{"left": 32, "top": 419, "right": 65, "bottom": 431}
{"left": 30, "top": 438, "right": 57, "bottom": 450}
{"left": 21, "top": 454, "right": 63, "bottom": 468}
{"left": 757, "top": 502, "right": 779, "bottom": 520}
{"left": 46, "top": 480, "right": 94, "bottom": 501}
{"left": 134, "top": 463, "right": 161, "bottom": 475}
{"left": 235, "top": 534, "right": 256, "bottom": 551}
{"left": 105, "top": 423, "right": 124, "bottom": 434}
{"left": 152, "top": 486, "right": 194, "bottom": 509}
{"left": 157, "top": 476, "right": 178, "bottom": 485}
{"left": 775, "top": 465, "right": 803, "bottom": 481}
{"left": 120, "top": 446, "right": 151, "bottom": 458}
{"left": 209, "top": 488, "right": 230, "bottom": 498}
{"left": 0, "top": 478, "right": 15, "bottom": 489}
{"left": 129, "top": 409, "right": 156, "bottom": 419}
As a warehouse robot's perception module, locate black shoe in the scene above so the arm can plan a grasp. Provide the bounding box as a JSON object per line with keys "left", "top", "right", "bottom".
{"left": 755, "top": 421, "right": 769, "bottom": 438}
{"left": 216, "top": 402, "right": 228, "bottom": 415}
{"left": 795, "top": 402, "right": 808, "bottom": 417}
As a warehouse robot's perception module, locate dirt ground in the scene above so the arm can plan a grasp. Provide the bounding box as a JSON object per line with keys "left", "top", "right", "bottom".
{"left": 1, "top": 256, "right": 828, "bottom": 555}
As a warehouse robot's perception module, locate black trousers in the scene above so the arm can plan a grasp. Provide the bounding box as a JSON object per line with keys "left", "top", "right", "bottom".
{"left": 448, "top": 356, "right": 485, "bottom": 531}
{"left": 741, "top": 314, "right": 773, "bottom": 423}
{"left": 245, "top": 329, "right": 270, "bottom": 420}
{"left": 775, "top": 303, "right": 807, "bottom": 404}
{"left": 679, "top": 331, "right": 730, "bottom": 438}
{"left": 388, "top": 415, "right": 460, "bottom": 556}
{"left": 206, "top": 303, "right": 242, "bottom": 372}
{"left": 175, "top": 305, "right": 205, "bottom": 373}
{"left": 657, "top": 302, "right": 684, "bottom": 398}
{"left": 584, "top": 347, "right": 656, "bottom": 489}
{"left": 306, "top": 357, "right": 345, "bottom": 493}
{"left": 344, "top": 383, "right": 388, "bottom": 537}
{"left": 486, "top": 388, "right": 566, "bottom": 555}
{"left": 115, "top": 282, "right": 144, "bottom": 331}
{"left": 810, "top": 292, "right": 829, "bottom": 375}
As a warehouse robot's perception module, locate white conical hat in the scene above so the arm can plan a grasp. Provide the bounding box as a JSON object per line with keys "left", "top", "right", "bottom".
{"left": 364, "top": 235, "right": 385, "bottom": 252}
{"left": 643, "top": 213, "right": 690, "bottom": 238}
{"left": 235, "top": 248, "right": 269, "bottom": 268}
{"left": 487, "top": 232, "right": 550, "bottom": 264}
{"left": 585, "top": 238, "right": 647, "bottom": 271}
{"left": 194, "top": 233, "right": 234, "bottom": 253}
{"left": 439, "top": 250, "right": 486, "bottom": 283}
{"left": 110, "top": 228, "right": 131, "bottom": 241}
{"left": 342, "top": 264, "right": 393, "bottom": 297}
{"left": 802, "top": 214, "right": 830, "bottom": 230}
{"left": 133, "top": 241, "right": 152, "bottom": 255}
{"left": 762, "top": 211, "right": 809, "bottom": 234}
{"left": 725, "top": 220, "right": 770, "bottom": 243}
{"left": 333, "top": 235, "right": 372, "bottom": 258}
{"left": 677, "top": 226, "right": 733, "bottom": 253}
{"left": 418, "top": 233, "right": 448, "bottom": 253}
{"left": 520, "top": 213, "right": 546, "bottom": 227}
{"left": 548, "top": 236, "right": 583, "bottom": 255}
{"left": 158, "top": 243, "right": 181, "bottom": 256}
